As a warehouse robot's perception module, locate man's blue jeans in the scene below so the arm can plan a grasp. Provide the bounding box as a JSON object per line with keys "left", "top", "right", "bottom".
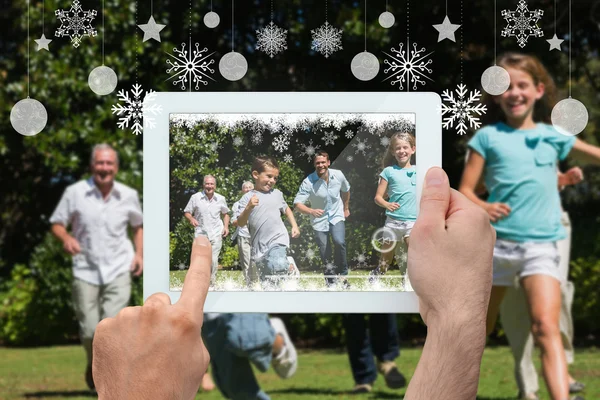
{"left": 314, "top": 221, "right": 348, "bottom": 285}
{"left": 202, "top": 313, "right": 275, "bottom": 400}
{"left": 343, "top": 314, "right": 400, "bottom": 385}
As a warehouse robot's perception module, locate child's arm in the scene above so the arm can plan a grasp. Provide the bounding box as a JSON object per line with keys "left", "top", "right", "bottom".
{"left": 374, "top": 178, "right": 399, "bottom": 212}
{"left": 284, "top": 206, "right": 300, "bottom": 238}
{"left": 459, "top": 151, "right": 511, "bottom": 222}
{"left": 237, "top": 195, "right": 258, "bottom": 227}
{"left": 569, "top": 139, "right": 600, "bottom": 165}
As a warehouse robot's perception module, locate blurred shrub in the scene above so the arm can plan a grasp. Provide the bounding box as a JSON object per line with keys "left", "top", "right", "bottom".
{"left": 570, "top": 256, "right": 600, "bottom": 337}
{"left": 0, "top": 234, "right": 143, "bottom": 346}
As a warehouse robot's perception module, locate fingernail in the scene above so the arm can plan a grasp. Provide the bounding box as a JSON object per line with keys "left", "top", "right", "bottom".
{"left": 425, "top": 167, "right": 445, "bottom": 187}
{"left": 194, "top": 236, "right": 210, "bottom": 246}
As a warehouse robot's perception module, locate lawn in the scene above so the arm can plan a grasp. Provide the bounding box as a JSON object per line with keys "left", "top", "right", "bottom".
{"left": 1, "top": 345, "right": 598, "bottom": 399}
{"left": 170, "top": 268, "right": 407, "bottom": 292}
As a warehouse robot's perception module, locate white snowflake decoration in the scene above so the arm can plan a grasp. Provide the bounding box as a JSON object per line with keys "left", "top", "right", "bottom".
{"left": 256, "top": 21, "right": 288, "bottom": 58}
{"left": 251, "top": 132, "right": 263, "bottom": 145}
{"left": 501, "top": 0, "right": 544, "bottom": 48}
{"left": 272, "top": 134, "right": 290, "bottom": 152}
{"left": 55, "top": 0, "right": 97, "bottom": 48}
{"left": 311, "top": 21, "right": 343, "bottom": 58}
{"left": 345, "top": 130, "right": 354, "bottom": 139}
{"left": 346, "top": 155, "right": 354, "bottom": 163}
{"left": 166, "top": 42, "right": 216, "bottom": 90}
{"left": 301, "top": 248, "right": 318, "bottom": 262}
{"left": 324, "top": 261, "right": 337, "bottom": 275}
{"left": 353, "top": 252, "right": 369, "bottom": 268}
{"left": 208, "top": 141, "right": 221, "bottom": 152}
{"left": 383, "top": 41, "right": 434, "bottom": 91}
{"left": 283, "top": 154, "right": 293, "bottom": 163}
{"left": 441, "top": 84, "right": 487, "bottom": 136}
{"left": 380, "top": 136, "right": 390, "bottom": 147}
{"left": 352, "top": 138, "right": 371, "bottom": 156}
{"left": 177, "top": 263, "right": 187, "bottom": 270}
{"left": 300, "top": 140, "right": 320, "bottom": 161}
{"left": 112, "top": 84, "right": 162, "bottom": 136}
{"left": 233, "top": 136, "right": 244, "bottom": 147}
{"left": 321, "top": 130, "right": 338, "bottom": 146}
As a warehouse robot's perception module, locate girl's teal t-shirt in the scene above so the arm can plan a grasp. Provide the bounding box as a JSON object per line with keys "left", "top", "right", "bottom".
{"left": 380, "top": 165, "right": 417, "bottom": 222}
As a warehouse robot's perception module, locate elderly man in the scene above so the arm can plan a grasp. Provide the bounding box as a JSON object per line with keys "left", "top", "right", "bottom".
{"left": 294, "top": 151, "right": 350, "bottom": 287}
{"left": 50, "top": 143, "right": 143, "bottom": 391}
{"left": 184, "top": 175, "right": 230, "bottom": 285}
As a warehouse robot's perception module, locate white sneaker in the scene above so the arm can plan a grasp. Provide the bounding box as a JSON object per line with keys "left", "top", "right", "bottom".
{"left": 270, "top": 317, "right": 298, "bottom": 379}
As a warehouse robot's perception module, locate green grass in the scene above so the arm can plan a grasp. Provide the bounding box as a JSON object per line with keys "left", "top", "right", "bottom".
{"left": 1, "top": 345, "right": 598, "bottom": 399}
{"left": 170, "top": 269, "right": 406, "bottom": 291}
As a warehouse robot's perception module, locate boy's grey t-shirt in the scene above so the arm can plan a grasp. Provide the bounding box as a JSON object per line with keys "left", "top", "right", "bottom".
{"left": 238, "top": 189, "right": 290, "bottom": 261}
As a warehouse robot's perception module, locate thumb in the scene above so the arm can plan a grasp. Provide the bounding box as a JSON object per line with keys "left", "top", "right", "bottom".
{"left": 416, "top": 167, "right": 450, "bottom": 233}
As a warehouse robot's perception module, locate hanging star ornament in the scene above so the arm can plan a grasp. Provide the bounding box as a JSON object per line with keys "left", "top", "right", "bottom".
{"left": 433, "top": 15, "right": 461, "bottom": 42}
{"left": 35, "top": 34, "right": 52, "bottom": 51}
{"left": 546, "top": 33, "right": 564, "bottom": 51}
{"left": 138, "top": 16, "right": 166, "bottom": 43}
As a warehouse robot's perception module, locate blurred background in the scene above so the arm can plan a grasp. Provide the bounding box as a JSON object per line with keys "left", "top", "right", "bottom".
{"left": 0, "top": 0, "right": 598, "bottom": 398}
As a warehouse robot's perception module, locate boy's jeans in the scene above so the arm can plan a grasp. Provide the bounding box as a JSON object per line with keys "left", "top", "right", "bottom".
{"left": 255, "top": 245, "right": 289, "bottom": 287}
{"left": 202, "top": 313, "right": 275, "bottom": 400}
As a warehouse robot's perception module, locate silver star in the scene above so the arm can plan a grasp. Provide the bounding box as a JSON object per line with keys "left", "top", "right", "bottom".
{"left": 433, "top": 15, "right": 461, "bottom": 42}
{"left": 35, "top": 34, "right": 52, "bottom": 51}
{"left": 138, "top": 16, "right": 166, "bottom": 43}
{"left": 546, "top": 34, "right": 564, "bottom": 51}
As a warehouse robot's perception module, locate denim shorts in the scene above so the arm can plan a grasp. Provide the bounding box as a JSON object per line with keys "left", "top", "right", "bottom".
{"left": 255, "top": 245, "right": 290, "bottom": 283}
{"left": 493, "top": 239, "right": 562, "bottom": 286}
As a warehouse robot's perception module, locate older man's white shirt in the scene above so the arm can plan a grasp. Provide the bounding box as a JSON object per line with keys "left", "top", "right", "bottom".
{"left": 184, "top": 191, "right": 229, "bottom": 240}
{"left": 49, "top": 178, "right": 143, "bottom": 285}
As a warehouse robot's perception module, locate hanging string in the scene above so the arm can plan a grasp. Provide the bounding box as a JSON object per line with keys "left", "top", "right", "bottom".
{"left": 102, "top": 0, "right": 105, "bottom": 65}
{"left": 364, "top": 0, "right": 366, "bottom": 51}
{"left": 407, "top": 0, "right": 410, "bottom": 92}
{"left": 27, "top": 0, "right": 30, "bottom": 98}
{"left": 554, "top": 0, "right": 557, "bottom": 33}
{"left": 271, "top": 0, "right": 273, "bottom": 21}
{"left": 494, "top": 0, "right": 496, "bottom": 65}
{"left": 569, "top": 0, "right": 571, "bottom": 98}
{"left": 232, "top": 0, "right": 234, "bottom": 50}
{"left": 460, "top": 0, "right": 463, "bottom": 83}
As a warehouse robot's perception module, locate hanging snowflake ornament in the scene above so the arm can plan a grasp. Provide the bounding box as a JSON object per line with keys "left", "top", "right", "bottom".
{"left": 272, "top": 134, "right": 290, "bottom": 152}
{"left": 352, "top": 138, "right": 371, "bottom": 156}
{"left": 256, "top": 21, "right": 288, "bottom": 58}
{"left": 383, "top": 41, "right": 434, "bottom": 91}
{"left": 251, "top": 132, "right": 263, "bottom": 145}
{"left": 111, "top": 84, "right": 162, "bottom": 135}
{"left": 166, "top": 42, "right": 216, "bottom": 90}
{"left": 55, "top": 0, "right": 97, "bottom": 48}
{"left": 441, "top": 84, "right": 487, "bottom": 136}
{"left": 311, "top": 21, "right": 343, "bottom": 58}
{"left": 300, "top": 140, "right": 319, "bottom": 161}
{"left": 501, "top": 0, "right": 544, "bottom": 48}
{"left": 321, "top": 130, "right": 338, "bottom": 146}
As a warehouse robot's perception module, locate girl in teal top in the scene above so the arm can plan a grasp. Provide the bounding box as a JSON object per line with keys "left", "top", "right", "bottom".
{"left": 460, "top": 52, "right": 600, "bottom": 400}
{"left": 371, "top": 132, "right": 416, "bottom": 281}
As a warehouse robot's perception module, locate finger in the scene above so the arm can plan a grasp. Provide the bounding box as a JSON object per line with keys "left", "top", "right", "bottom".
{"left": 500, "top": 203, "right": 512, "bottom": 213}
{"left": 144, "top": 292, "right": 172, "bottom": 307}
{"left": 177, "top": 236, "right": 212, "bottom": 322}
{"left": 414, "top": 167, "right": 450, "bottom": 232}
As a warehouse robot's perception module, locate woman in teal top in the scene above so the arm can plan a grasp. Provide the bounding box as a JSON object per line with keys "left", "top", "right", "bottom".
{"left": 460, "top": 52, "right": 600, "bottom": 400}
{"left": 371, "top": 132, "right": 416, "bottom": 284}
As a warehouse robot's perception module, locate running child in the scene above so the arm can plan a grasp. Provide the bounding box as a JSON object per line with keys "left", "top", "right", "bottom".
{"left": 237, "top": 156, "right": 301, "bottom": 287}
{"left": 370, "top": 132, "right": 417, "bottom": 287}
{"left": 459, "top": 52, "right": 600, "bottom": 400}
{"left": 231, "top": 181, "right": 260, "bottom": 288}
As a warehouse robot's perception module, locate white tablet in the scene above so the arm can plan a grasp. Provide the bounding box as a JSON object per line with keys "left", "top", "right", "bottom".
{"left": 144, "top": 92, "right": 441, "bottom": 313}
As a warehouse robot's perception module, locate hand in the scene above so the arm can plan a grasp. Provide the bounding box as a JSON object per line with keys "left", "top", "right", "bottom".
{"left": 344, "top": 209, "right": 350, "bottom": 219}
{"left": 247, "top": 194, "right": 259, "bottom": 210}
{"left": 291, "top": 226, "right": 300, "bottom": 238}
{"left": 559, "top": 167, "right": 584, "bottom": 186}
{"left": 408, "top": 167, "right": 494, "bottom": 326}
{"left": 222, "top": 227, "right": 229, "bottom": 237}
{"left": 62, "top": 235, "right": 81, "bottom": 255}
{"left": 190, "top": 218, "right": 200, "bottom": 228}
{"left": 130, "top": 253, "right": 143, "bottom": 277}
{"left": 485, "top": 202, "right": 511, "bottom": 222}
{"left": 93, "top": 236, "right": 212, "bottom": 400}
{"left": 310, "top": 208, "right": 324, "bottom": 217}
{"left": 386, "top": 202, "right": 400, "bottom": 212}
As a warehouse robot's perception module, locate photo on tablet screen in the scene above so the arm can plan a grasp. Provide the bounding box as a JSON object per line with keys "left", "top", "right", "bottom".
{"left": 169, "top": 113, "right": 418, "bottom": 293}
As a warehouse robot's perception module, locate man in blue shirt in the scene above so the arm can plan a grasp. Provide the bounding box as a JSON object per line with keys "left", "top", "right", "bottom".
{"left": 294, "top": 151, "right": 350, "bottom": 286}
